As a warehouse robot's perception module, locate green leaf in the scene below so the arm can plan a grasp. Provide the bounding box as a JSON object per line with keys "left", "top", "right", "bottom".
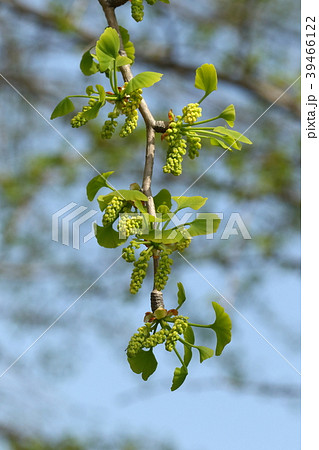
{"left": 183, "top": 326, "right": 195, "bottom": 367}
{"left": 124, "top": 72, "right": 163, "bottom": 94}
{"left": 154, "top": 189, "right": 172, "bottom": 211}
{"left": 217, "top": 104, "right": 236, "bottom": 127}
{"left": 97, "top": 189, "right": 147, "bottom": 212}
{"left": 134, "top": 200, "right": 148, "bottom": 214}
{"left": 51, "top": 97, "right": 74, "bottom": 119}
{"left": 81, "top": 101, "right": 102, "bottom": 120}
{"left": 128, "top": 349, "right": 158, "bottom": 381}
{"left": 213, "top": 126, "right": 252, "bottom": 145}
{"left": 117, "top": 189, "right": 148, "bottom": 202}
{"left": 210, "top": 137, "right": 236, "bottom": 151}
{"left": 183, "top": 345, "right": 192, "bottom": 368}
{"left": 160, "top": 0, "right": 170, "bottom": 3}
{"left": 210, "top": 137, "right": 230, "bottom": 150}
{"left": 195, "top": 346, "right": 214, "bottom": 363}
{"left": 177, "top": 282, "right": 186, "bottom": 308}
{"left": 184, "top": 325, "right": 195, "bottom": 345}
{"left": 86, "top": 85, "right": 94, "bottom": 96}
{"left": 80, "top": 49, "right": 99, "bottom": 76}
{"left": 96, "top": 27, "right": 120, "bottom": 60}
{"left": 187, "top": 213, "right": 221, "bottom": 237}
{"left": 96, "top": 53, "right": 114, "bottom": 73}
{"left": 172, "top": 196, "right": 207, "bottom": 211}
{"left": 86, "top": 171, "right": 114, "bottom": 201}
{"left": 210, "top": 302, "right": 232, "bottom": 356}
{"left": 94, "top": 224, "right": 125, "bottom": 248}
{"left": 171, "top": 366, "right": 188, "bottom": 391}
{"left": 95, "top": 28, "right": 120, "bottom": 72}
{"left": 96, "top": 84, "right": 106, "bottom": 103}
{"left": 116, "top": 55, "right": 132, "bottom": 68}
{"left": 139, "top": 228, "right": 184, "bottom": 244}
{"left": 195, "top": 63, "right": 218, "bottom": 97}
{"left": 97, "top": 193, "right": 117, "bottom": 211}
{"left": 119, "top": 26, "right": 130, "bottom": 44}
{"left": 119, "top": 26, "right": 135, "bottom": 64}
{"left": 210, "top": 134, "right": 242, "bottom": 151}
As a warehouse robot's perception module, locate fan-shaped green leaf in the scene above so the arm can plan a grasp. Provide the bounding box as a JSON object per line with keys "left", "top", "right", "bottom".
{"left": 116, "top": 55, "right": 132, "bottom": 68}
{"left": 128, "top": 349, "right": 158, "bottom": 381}
{"left": 183, "top": 326, "right": 194, "bottom": 367}
{"left": 177, "top": 282, "right": 186, "bottom": 308}
{"left": 82, "top": 101, "right": 102, "bottom": 120}
{"left": 196, "top": 346, "right": 214, "bottom": 363}
{"left": 97, "top": 193, "right": 117, "bottom": 211}
{"left": 96, "top": 53, "right": 114, "bottom": 73}
{"left": 171, "top": 366, "right": 188, "bottom": 391}
{"left": 94, "top": 224, "right": 125, "bottom": 248}
{"left": 119, "top": 26, "right": 135, "bottom": 64}
{"left": 187, "top": 213, "right": 221, "bottom": 237}
{"left": 95, "top": 85, "right": 106, "bottom": 103}
{"left": 213, "top": 126, "right": 252, "bottom": 145}
{"left": 217, "top": 104, "right": 236, "bottom": 127}
{"left": 195, "top": 63, "right": 218, "bottom": 96}
{"left": 210, "top": 134, "right": 242, "bottom": 151}
{"left": 80, "top": 49, "right": 99, "bottom": 76}
{"left": 124, "top": 72, "right": 163, "bottom": 94}
{"left": 183, "top": 345, "right": 192, "bottom": 368}
{"left": 51, "top": 97, "right": 74, "bottom": 119}
{"left": 117, "top": 189, "right": 148, "bottom": 202}
{"left": 139, "top": 228, "right": 184, "bottom": 244}
{"left": 86, "top": 85, "right": 94, "bottom": 96}
{"left": 184, "top": 325, "right": 195, "bottom": 345}
{"left": 97, "top": 189, "right": 147, "bottom": 211}
{"left": 172, "top": 196, "right": 207, "bottom": 211}
{"left": 154, "top": 189, "right": 172, "bottom": 211}
{"left": 96, "top": 27, "right": 120, "bottom": 59}
{"left": 86, "top": 171, "right": 114, "bottom": 201}
{"left": 210, "top": 302, "right": 232, "bottom": 356}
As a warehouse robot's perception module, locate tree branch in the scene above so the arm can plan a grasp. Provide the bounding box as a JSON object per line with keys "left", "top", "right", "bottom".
{"left": 98, "top": 1, "right": 170, "bottom": 215}
{"left": 98, "top": 1, "right": 159, "bottom": 213}
{"left": 98, "top": 0, "right": 165, "bottom": 308}
{"left": 107, "top": 0, "right": 129, "bottom": 8}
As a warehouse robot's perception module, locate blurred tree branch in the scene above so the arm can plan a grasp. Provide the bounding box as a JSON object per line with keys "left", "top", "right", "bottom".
{"left": 0, "top": 0, "right": 300, "bottom": 118}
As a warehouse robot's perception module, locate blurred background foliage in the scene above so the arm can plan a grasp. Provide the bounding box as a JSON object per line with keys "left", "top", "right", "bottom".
{"left": 0, "top": 0, "right": 300, "bottom": 448}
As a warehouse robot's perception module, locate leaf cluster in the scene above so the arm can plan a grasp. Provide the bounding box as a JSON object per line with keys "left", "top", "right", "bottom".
{"left": 86, "top": 174, "right": 221, "bottom": 253}
{"left": 127, "top": 283, "right": 232, "bottom": 390}
{"left": 51, "top": 27, "right": 162, "bottom": 133}
{"left": 161, "top": 63, "right": 252, "bottom": 176}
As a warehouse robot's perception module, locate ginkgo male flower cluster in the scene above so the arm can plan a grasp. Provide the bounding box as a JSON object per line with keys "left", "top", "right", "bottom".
{"left": 130, "top": 247, "right": 153, "bottom": 294}
{"left": 126, "top": 315, "right": 189, "bottom": 358}
{"left": 165, "top": 316, "right": 188, "bottom": 351}
{"left": 119, "top": 89, "right": 143, "bottom": 137}
{"left": 131, "top": 0, "right": 144, "bottom": 22}
{"left": 118, "top": 214, "right": 144, "bottom": 238}
{"left": 154, "top": 248, "right": 173, "bottom": 291}
{"left": 70, "top": 99, "right": 96, "bottom": 128}
{"left": 102, "top": 196, "right": 127, "bottom": 226}
{"left": 163, "top": 119, "right": 187, "bottom": 176}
